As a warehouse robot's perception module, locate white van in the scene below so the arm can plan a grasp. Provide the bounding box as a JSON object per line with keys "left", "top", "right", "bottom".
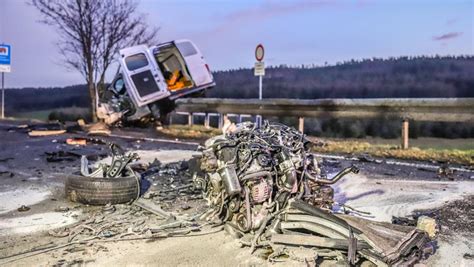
{"left": 98, "top": 39, "right": 215, "bottom": 125}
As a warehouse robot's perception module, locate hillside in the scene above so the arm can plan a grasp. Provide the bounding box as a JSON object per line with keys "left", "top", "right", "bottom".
{"left": 209, "top": 56, "right": 474, "bottom": 98}
{"left": 4, "top": 84, "right": 89, "bottom": 113}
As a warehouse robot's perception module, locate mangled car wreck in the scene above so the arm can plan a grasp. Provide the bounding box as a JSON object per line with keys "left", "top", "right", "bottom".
{"left": 49, "top": 121, "right": 436, "bottom": 266}
{"left": 192, "top": 121, "right": 435, "bottom": 266}
{"left": 97, "top": 39, "right": 215, "bottom": 125}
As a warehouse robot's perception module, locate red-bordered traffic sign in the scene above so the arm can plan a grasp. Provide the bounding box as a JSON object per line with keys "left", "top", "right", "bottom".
{"left": 255, "top": 44, "right": 264, "bottom": 62}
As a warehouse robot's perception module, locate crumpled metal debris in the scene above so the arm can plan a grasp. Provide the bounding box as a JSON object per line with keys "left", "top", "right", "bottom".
{"left": 38, "top": 201, "right": 214, "bottom": 263}
{"left": 9, "top": 122, "right": 63, "bottom": 133}
{"left": 45, "top": 151, "right": 80, "bottom": 162}
{"left": 17, "top": 205, "right": 30, "bottom": 212}
{"left": 193, "top": 121, "right": 435, "bottom": 266}
{"left": 194, "top": 121, "right": 357, "bottom": 228}
{"left": 80, "top": 143, "right": 139, "bottom": 178}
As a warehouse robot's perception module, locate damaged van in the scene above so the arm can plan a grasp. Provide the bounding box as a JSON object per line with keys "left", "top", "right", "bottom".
{"left": 97, "top": 39, "right": 215, "bottom": 125}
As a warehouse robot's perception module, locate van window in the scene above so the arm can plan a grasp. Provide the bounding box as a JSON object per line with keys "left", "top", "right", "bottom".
{"left": 113, "top": 78, "right": 125, "bottom": 94}
{"left": 125, "top": 53, "right": 148, "bottom": 71}
{"left": 176, "top": 42, "right": 197, "bottom": 57}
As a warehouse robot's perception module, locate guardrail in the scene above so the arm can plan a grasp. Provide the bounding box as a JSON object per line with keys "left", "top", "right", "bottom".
{"left": 174, "top": 98, "right": 474, "bottom": 149}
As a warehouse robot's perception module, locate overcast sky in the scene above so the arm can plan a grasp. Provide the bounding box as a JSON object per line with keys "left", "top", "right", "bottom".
{"left": 0, "top": 0, "right": 472, "bottom": 88}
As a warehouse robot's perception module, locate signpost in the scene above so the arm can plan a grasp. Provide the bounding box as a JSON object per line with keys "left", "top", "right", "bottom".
{"left": 254, "top": 44, "right": 265, "bottom": 126}
{"left": 0, "top": 44, "right": 11, "bottom": 119}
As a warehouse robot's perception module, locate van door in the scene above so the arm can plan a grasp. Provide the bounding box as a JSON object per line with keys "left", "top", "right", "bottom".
{"left": 119, "top": 45, "right": 169, "bottom": 107}
{"left": 175, "top": 40, "right": 214, "bottom": 87}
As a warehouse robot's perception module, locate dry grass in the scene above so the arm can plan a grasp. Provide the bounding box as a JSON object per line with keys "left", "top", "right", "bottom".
{"left": 157, "top": 126, "right": 474, "bottom": 165}
{"left": 157, "top": 125, "right": 222, "bottom": 140}
{"left": 311, "top": 139, "right": 474, "bottom": 165}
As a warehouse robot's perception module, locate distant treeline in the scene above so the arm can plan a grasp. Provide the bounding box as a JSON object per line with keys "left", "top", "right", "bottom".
{"left": 4, "top": 56, "right": 474, "bottom": 139}
{"left": 209, "top": 55, "right": 474, "bottom": 98}
{"left": 4, "top": 84, "right": 89, "bottom": 113}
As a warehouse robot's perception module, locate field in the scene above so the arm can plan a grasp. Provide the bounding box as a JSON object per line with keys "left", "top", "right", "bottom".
{"left": 311, "top": 137, "right": 474, "bottom": 165}
{"left": 335, "top": 136, "right": 474, "bottom": 150}
{"left": 10, "top": 110, "right": 53, "bottom": 121}
{"left": 155, "top": 124, "right": 474, "bottom": 165}
{"left": 11, "top": 107, "right": 91, "bottom": 122}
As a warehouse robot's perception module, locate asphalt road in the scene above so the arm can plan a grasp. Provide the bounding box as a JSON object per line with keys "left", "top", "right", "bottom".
{"left": 0, "top": 120, "right": 473, "bottom": 266}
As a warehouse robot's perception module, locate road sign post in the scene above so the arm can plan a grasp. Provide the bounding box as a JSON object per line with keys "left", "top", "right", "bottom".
{"left": 254, "top": 44, "right": 265, "bottom": 126}
{"left": 1, "top": 72, "right": 3, "bottom": 119}
{"left": 0, "top": 44, "right": 11, "bottom": 119}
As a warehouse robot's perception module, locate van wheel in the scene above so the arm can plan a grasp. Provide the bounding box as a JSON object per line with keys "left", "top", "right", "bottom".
{"left": 65, "top": 174, "right": 140, "bottom": 205}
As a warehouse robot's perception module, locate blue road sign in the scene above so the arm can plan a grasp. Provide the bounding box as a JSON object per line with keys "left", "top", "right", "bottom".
{"left": 0, "top": 44, "right": 11, "bottom": 72}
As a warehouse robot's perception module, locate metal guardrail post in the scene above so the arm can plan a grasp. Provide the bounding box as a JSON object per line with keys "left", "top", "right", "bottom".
{"left": 298, "top": 117, "right": 304, "bottom": 133}
{"left": 204, "top": 113, "right": 210, "bottom": 128}
{"left": 401, "top": 119, "right": 409, "bottom": 149}
{"left": 223, "top": 114, "right": 228, "bottom": 125}
{"left": 188, "top": 113, "right": 193, "bottom": 126}
{"left": 218, "top": 113, "right": 224, "bottom": 129}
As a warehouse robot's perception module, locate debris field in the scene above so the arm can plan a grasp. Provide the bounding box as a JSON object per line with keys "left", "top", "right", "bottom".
{"left": 0, "top": 120, "right": 473, "bottom": 266}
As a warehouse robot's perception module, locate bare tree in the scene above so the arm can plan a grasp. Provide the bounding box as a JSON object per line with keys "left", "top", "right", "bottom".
{"left": 30, "top": 0, "right": 158, "bottom": 121}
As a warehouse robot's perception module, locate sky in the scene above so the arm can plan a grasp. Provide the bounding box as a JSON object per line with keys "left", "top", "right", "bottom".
{"left": 0, "top": 0, "right": 472, "bottom": 88}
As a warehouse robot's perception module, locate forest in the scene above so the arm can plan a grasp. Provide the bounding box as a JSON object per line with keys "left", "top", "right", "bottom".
{"left": 209, "top": 55, "right": 474, "bottom": 98}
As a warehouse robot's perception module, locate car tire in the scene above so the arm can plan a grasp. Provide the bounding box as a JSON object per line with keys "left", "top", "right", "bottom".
{"left": 65, "top": 174, "right": 140, "bottom": 205}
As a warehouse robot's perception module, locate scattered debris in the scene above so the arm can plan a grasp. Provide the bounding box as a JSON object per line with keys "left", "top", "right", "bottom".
{"left": 437, "top": 165, "right": 455, "bottom": 179}
{"left": 28, "top": 129, "right": 66, "bottom": 137}
{"left": 65, "top": 137, "right": 107, "bottom": 146}
{"left": 66, "top": 138, "right": 87, "bottom": 146}
{"left": 392, "top": 215, "right": 417, "bottom": 226}
{"left": 81, "top": 122, "right": 111, "bottom": 136}
{"left": 417, "top": 216, "right": 438, "bottom": 238}
{"left": 0, "top": 167, "right": 15, "bottom": 177}
{"left": 1, "top": 201, "right": 216, "bottom": 264}
{"left": 358, "top": 154, "right": 375, "bottom": 163}
{"left": 17, "top": 205, "right": 31, "bottom": 212}
{"left": 9, "top": 122, "right": 63, "bottom": 133}
{"left": 133, "top": 198, "right": 173, "bottom": 219}
{"left": 411, "top": 195, "right": 474, "bottom": 235}
{"left": 80, "top": 144, "right": 139, "bottom": 178}
{"left": 0, "top": 157, "right": 14, "bottom": 162}
{"left": 3, "top": 118, "right": 471, "bottom": 266}
{"left": 45, "top": 151, "right": 80, "bottom": 162}
{"left": 54, "top": 206, "right": 70, "bottom": 212}
{"left": 464, "top": 253, "right": 474, "bottom": 260}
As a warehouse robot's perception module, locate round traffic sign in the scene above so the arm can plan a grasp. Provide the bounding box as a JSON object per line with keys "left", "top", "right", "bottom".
{"left": 255, "top": 44, "right": 264, "bottom": 62}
